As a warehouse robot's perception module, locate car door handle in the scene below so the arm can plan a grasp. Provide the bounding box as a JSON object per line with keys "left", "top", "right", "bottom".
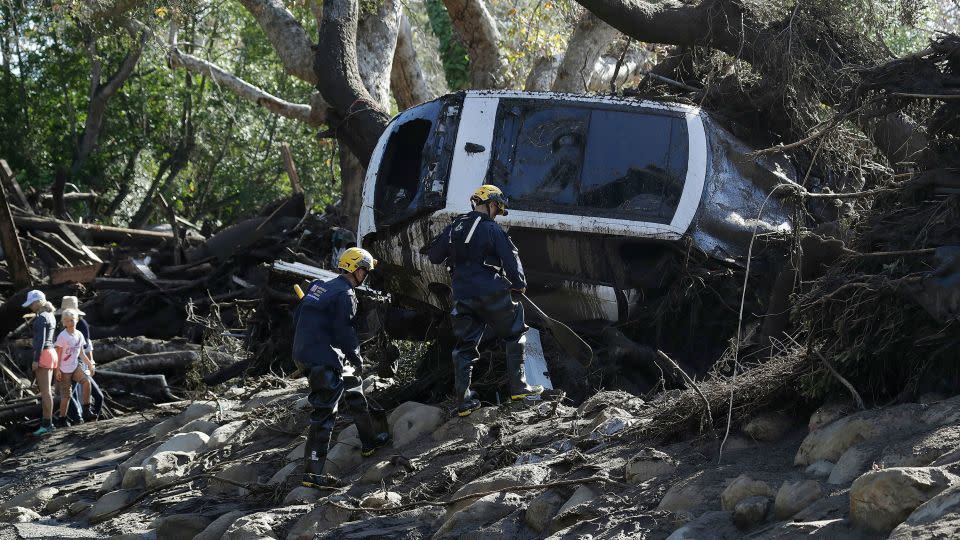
{"left": 464, "top": 142, "right": 486, "bottom": 153}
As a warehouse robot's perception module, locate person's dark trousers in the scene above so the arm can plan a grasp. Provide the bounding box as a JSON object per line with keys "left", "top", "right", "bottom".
{"left": 451, "top": 289, "right": 529, "bottom": 403}
{"left": 68, "top": 378, "right": 104, "bottom": 421}
{"left": 303, "top": 363, "right": 380, "bottom": 477}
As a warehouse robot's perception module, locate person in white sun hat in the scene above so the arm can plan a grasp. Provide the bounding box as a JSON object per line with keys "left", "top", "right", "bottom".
{"left": 22, "top": 289, "right": 58, "bottom": 436}
{"left": 54, "top": 308, "right": 95, "bottom": 424}
{"left": 58, "top": 296, "right": 102, "bottom": 422}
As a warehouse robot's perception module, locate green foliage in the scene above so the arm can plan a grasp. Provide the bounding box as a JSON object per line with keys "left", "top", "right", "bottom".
{"left": 425, "top": 0, "right": 470, "bottom": 90}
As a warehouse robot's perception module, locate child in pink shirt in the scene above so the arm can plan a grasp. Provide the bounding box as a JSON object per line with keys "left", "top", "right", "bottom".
{"left": 55, "top": 309, "right": 95, "bottom": 421}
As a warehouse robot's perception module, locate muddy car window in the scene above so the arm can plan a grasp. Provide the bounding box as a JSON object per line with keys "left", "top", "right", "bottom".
{"left": 489, "top": 100, "right": 688, "bottom": 224}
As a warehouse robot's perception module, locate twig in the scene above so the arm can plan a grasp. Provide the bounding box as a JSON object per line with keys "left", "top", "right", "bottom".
{"left": 891, "top": 92, "right": 960, "bottom": 100}
{"left": 656, "top": 350, "right": 713, "bottom": 432}
{"left": 783, "top": 333, "right": 864, "bottom": 410}
{"left": 641, "top": 71, "right": 700, "bottom": 92}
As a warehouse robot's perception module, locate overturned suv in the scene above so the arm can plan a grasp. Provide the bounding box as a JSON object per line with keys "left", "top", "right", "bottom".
{"left": 359, "top": 91, "right": 796, "bottom": 373}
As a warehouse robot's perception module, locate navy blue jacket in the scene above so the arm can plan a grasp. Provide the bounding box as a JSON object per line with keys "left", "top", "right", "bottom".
{"left": 426, "top": 211, "right": 526, "bottom": 300}
{"left": 292, "top": 275, "right": 362, "bottom": 368}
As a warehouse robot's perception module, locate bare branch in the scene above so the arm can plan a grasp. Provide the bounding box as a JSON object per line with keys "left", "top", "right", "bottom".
{"left": 442, "top": 0, "right": 507, "bottom": 88}
{"left": 391, "top": 13, "right": 434, "bottom": 109}
{"left": 237, "top": 0, "right": 319, "bottom": 85}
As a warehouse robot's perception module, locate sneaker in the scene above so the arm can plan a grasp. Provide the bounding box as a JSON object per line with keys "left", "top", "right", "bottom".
{"left": 33, "top": 425, "right": 55, "bottom": 436}
{"left": 301, "top": 473, "right": 341, "bottom": 489}
{"left": 510, "top": 385, "right": 545, "bottom": 401}
{"left": 82, "top": 406, "right": 97, "bottom": 422}
{"left": 52, "top": 414, "right": 70, "bottom": 428}
{"left": 456, "top": 398, "right": 482, "bottom": 417}
{"left": 361, "top": 432, "right": 392, "bottom": 457}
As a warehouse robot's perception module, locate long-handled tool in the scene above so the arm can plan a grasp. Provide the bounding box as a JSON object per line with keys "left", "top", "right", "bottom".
{"left": 519, "top": 293, "right": 593, "bottom": 367}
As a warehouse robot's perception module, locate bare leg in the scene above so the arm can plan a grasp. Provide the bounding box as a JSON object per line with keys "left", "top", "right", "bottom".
{"left": 34, "top": 365, "right": 53, "bottom": 421}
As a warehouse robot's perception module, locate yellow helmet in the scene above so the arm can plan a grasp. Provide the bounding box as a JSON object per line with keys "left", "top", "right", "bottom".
{"left": 338, "top": 247, "right": 377, "bottom": 273}
{"left": 470, "top": 185, "right": 509, "bottom": 215}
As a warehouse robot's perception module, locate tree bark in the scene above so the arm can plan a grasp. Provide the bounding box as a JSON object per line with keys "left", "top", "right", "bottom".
{"left": 552, "top": 12, "right": 620, "bottom": 93}
{"left": 236, "top": 0, "right": 319, "bottom": 85}
{"left": 441, "top": 0, "right": 507, "bottom": 88}
{"left": 391, "top": 14, "right": 434, "bottom": 109}
{"left": 524, "top": 55, "right": 560, "bottom": 91}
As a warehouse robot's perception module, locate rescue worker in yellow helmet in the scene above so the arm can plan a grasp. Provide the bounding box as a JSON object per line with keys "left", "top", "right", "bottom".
{"left": 426, "top": 185, "right": 544, "bottom": 416}
{"left": 292, "top": 247, "right": 390, "bottom": 488}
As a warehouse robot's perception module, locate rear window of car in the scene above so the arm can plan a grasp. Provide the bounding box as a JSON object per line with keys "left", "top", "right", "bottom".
{"left": 487, "top": 99, "right": 689, "bottom": 224}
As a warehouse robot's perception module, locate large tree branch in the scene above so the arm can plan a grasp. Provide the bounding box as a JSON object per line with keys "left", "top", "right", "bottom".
{"left": 442, "top": 0, "right": 507, "bottom": 88}
{"left": 168, "top": 47, "right": 327, "bottom": 127}
{"left": 552, "top": 11, "right": 620, "bottom": 93}
{"left": 237, "top": 0, "right": 318, "bottom": 85}
{"left": 391, "top": 13, "right": 433, "bottom": 109}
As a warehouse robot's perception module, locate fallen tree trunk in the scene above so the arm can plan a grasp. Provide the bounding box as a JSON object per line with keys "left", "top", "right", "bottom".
{"left": 95, "top": 371, "right": 179, "bottom": 402}
{"left": 93, "top": 337, "right": 199, "bottom": 364}
{"left": 13, "top": 215, "right": 174, "bottom": 245}
{"left": 102, "top": 350, "right": 234, "bottom": 375}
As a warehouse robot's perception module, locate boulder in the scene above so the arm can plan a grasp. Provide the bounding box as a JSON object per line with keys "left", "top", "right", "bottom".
{"left": 743, "top": 411, "right": 792, "bottom": 442}
{"left": 850, "top": 466, "right": 960, "bottom": 533}
{"left": 212, "top": 463, "right": 261, "bottom": 496}
{"left": 625, "top": 448, "right": 677, "bottom": 484}
{"left": 153, "top": 431, "right": 210, "bottom": 456}
{"left": 774, "top": 480, "right": 822, "bottom": 519}
{"left": 67, "top": 500, "right": 92, "bottom": 516}
{"left": 283, "top": 486, "right": 320, "bottom": 505}
{"left": 359, "top": 460, "right": 403, "bottom": 485}
{"left": 194, "top": 510, "right": 246, "bottom": 540}
{"left": 118, "top": 441, "right": 162, "bottom": 477}
{"left": 324, "top": 425, "right": 362, "bottom": 476}
{"left": 98, "top": 470, "right": 121, "bottom": 496}
{"left": 207, "top": 420, "right": 246, "bottom": 449}
{"left": 890, "top": 484, "right": 960, "bottom": 539}
{"left": 0, "top": 506, "right": 40, "bottom": 523}
{"left": 286, "top": 503, "right": 353, "bottom": 540}
{"left": 435, "top": 492, "right": 524, "bottom": 539}
{"left": 222, "top": 512, "right": 279, "bottom": 540}
{"left": 657, "top": 472, "right": 714, "bottom": 513}
{"left": 388, "top": 401, "right": 445, "bottom": 448}
{"left": 920, "top": 395, "right": 960, "bottom": 426}
{"left": 433, "top": 417, "right": 490, "bottom": 444}
{"left": 143, "top": 451, "right": 192, "bottom": 488}
{"left": 178, "top": 418, "right": 219, "bottom": 436}
{"left": 587, "top": 407, "right": 637, "bottom": 436}
{"left": 360, "top": 491, "right": 401, "bottom": 509}
{"left": 556, "top": 485, "right": 599, "bottom": 516}
{"left": 148, "top": 418, "right": 183, "bottom": 439}
{"left": 882, "top": 425, "right": 960, "bottom": 468}
{"left": 121, "top": 466, "right": 146, "bottom": 490}
{"left": 151, "top": 513, "right": 212, "bottom": 540}
{"left": 0, "top": 486, "right": 59, "bottom": 512}
{"left": 267, "top": 463, "right": 299, "bottom": 486}
{"left": 721, "top": 475, "right": 775, "bottom": 511}
{"left": 796, "top": 404, "right": 922, "bottom": 465}
{"left": 180, "top": 401, "right": 219, "bottom": 423}
{"left": 666, "top": 511, "right": 740, "bottom": 540}
{"left": 805, "top": 460, "right": 835, "bottom": 478}
{"left": 524, "top": 489, "right": 566, "bottom": 533}
{"left": 286, "top": 442, "right": 306, "bottom": 462}
{"left": 808, "top": 401, "right": 855, "bottom": 431}
{"left": 733, "top": 496, "right": 770, "bottom": 529}
{"left": 89, "top": 489, "right": 139, "bottom": 522}
{"left": 828, "top": 445, "right": 876, "bottom": 485}
{"left": 446, "top": 464, "right": 551, "bottom": 515}
{"left": 45, "top": 493, "right": 81, "bottom": 514}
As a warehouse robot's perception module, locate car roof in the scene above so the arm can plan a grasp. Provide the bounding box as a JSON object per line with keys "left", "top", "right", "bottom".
{"left": 463, "top": 90, "right": 703, "bottom": 117}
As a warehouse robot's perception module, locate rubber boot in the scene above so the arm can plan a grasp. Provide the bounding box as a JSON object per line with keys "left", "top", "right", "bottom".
{"left": 506, "top": 336, "right": 543, "bottom": 400}
{"left": 354, "top": 412, "right": 392, "bottom": 457}
{"left": 302, "top": 423, "right": 335, "bottom": 489}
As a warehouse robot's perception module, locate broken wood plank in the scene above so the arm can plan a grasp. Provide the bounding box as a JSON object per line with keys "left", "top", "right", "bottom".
{"left": 13, "top": 215, "right": 174, "bottom": 244}
{"left": 0, "top": 159, "right": 35, "bottom": 214}
{"left": 49, "top": 263, "right": 103, "bottom": 285}
{"left": 281, "top": 142, "right": 304, "bottom": 195}
{"left": 156, "top": 193, "right": 184, "bottom": 265}
{"left": 0, "top": 173, "right": 33, "bottom": 288}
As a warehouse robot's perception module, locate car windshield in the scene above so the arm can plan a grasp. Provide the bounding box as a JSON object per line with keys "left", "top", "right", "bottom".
{"left": 487, "top": 99, "right": 689, "bottom": 224}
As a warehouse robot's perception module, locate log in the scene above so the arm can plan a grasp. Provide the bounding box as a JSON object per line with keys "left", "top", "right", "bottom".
{"left": 95, "top": 371, "right": 179, "bottom": 402}
{"left": 38, "top": 192, "right": 99, "bottom": 202}
{"left": 0, "top": 172, "right": 32, "bottom": 288}
{"left": 92, "top": 277, "right": 196, "bottom": 291}
{"left": 203, "top": 357, "right": 252, "bottom": 386}
{"left": 0, "top": 402, "right": 39, "bottom": 424}
{"left": 93, "top": 336, "right": 199, "bottom": 364}
{"left": 0, "top": 159, "right": 34, "bottom": 214}
{"left": 13, "top": 215, "right": 174, "bottom": 245}
{"left": 102, "top": 350, "right": 234, "bottom": 376}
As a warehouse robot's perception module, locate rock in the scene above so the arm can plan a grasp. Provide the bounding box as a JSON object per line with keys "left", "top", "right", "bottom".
{"left": 796, "top": 404, "right": 922, "bottom": 465}
{"left": 524, "top": 489, "right": 566, "bottom": 533}
{"left": 212, "top": 464, "right": 261, "bottom": 496}
{"left": 850, "top": 466, "right": 960, "bottom": 533}
{"left": 447, "top": 464, "right": 551, "bottom": 515}
{"left": 774, "top": 480, "right": 822, "bottom": 519}
{"left": 268, "top": 462, "right": 299, "bottom": 486}
{"left": 178, "top": 418, "right": 219, "bottom": 436}
{"left": 743, "top": 411, "right": 792, "bottom": 442}
{"left": 920, "top": 395, "right": 960, "bottom": 426}
{"left": 721, "top": 475, "right": 774, "bottom": 511}
{"left": 286, "top": 503, "right": 353, "bottom": 540}
{"left": 180, "top": 401, "right": 218, "bottom": 423}
{"left": 733, "top": 496, "right": 770, "bottom": 529}
{"left": 153, "top": 431, "right": 210, "bottom": 456}
{"left": 0, "top": 486, "right": 59, "bottom": 512}
{"left": 151, "top": 513, "right": 212, "bottom": 540}
{"left": 142, "top": 451, "right": 192, "bottom": 488}
{"left": 90, "top": 489, "right": 139, "bottom": 522}
{"left": 0, "top": 506, "right": 40, "bottom": 523}
{"left": 658, "top": 472, "right": 714, "bottom": 513}
{"left": 805, "top": 460, "right": 835, "bottom": 478}
{"left": 67, "top": 500, "right": 92, "bottom": 516}
{"left": 149, "top": 418, "right": 183, "bottom": 439}
{"left": 193, "top": 510, "right": 246, "bottom": 540}
{"left": 435, "top": 493, "right": 524, "bottom": 539}
{"left": 808, "top": 401, "right": 855, "bottom": 431}
{"left": 719, "top": 435, "right": 758, "bottom": 452}
{"left": 208, "top": 420, "right": 246, "bottom": 449}
{"left": 433, "top": 417, "right": 490, "bottom": 444}
{"left": 359, "top": 460, "right": 403, "bottom": 485}
{"left": 890, "top": 484, "right": 960, "bottom": 539}
{"left": 324, "top": 425, "right": 363, "bottom": 475}
{"left": 576, "top": 390, "right": 645, "bottom": 416}
{"left": 98, "top": 470, "right": 121, "bottom": 495}
{"left": 587, "top": 407, "right": 637, "bottom": 436}
{"left": 118, "top": 441, "right": 162, "bottom": 477}
{"left": 222, "top": 513, "right": 279, "bottom": 540}
{"left": 360, "top": 491, "right": 401, "bottom": 509}
{"left": 387, "top": 401, "right": 445, "bottom": 448}
{"left": 283, "top": 486, "right": 320, "bottom": 505}
{"left": 625, "top": 448, "right": 677, "bottom": 484}
{"left": 828, "top": 445, "right": 875, "bottom": 485}
{"left": 286, "top": 442, "right": 306, "bottom": 462}
{"left": 666, "top": 511, "right": 739, "bottom": 540}
{"left": 122, "top": 466, "right": 147, "bottom": 490}
{"left": 45, "top": 493, "right": 81, "bottom": 514}
{"left": 556, "top": 485, "right": 599, "bottom": 516}
{"left": 882, "top": 425, "right": 960, "bottom": 468}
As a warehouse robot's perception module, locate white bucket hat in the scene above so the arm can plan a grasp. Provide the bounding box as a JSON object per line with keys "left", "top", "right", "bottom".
{"left": 21, "top": 290, "right": 45, "bottom": 308}
{"left": 57, "top": 296, "right": 86, "bottom": 316}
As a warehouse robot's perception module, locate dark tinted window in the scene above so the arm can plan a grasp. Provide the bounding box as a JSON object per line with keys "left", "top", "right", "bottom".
{"left": 488, "top": 100, "right": 688, "bottom": 224}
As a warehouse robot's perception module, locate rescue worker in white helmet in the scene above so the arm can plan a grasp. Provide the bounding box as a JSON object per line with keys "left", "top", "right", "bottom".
{"left": 292, "top": 247, "right": 391, "bottom": 488}
{"left": 425, "top": 185, "right": 544, "bottom": 416}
